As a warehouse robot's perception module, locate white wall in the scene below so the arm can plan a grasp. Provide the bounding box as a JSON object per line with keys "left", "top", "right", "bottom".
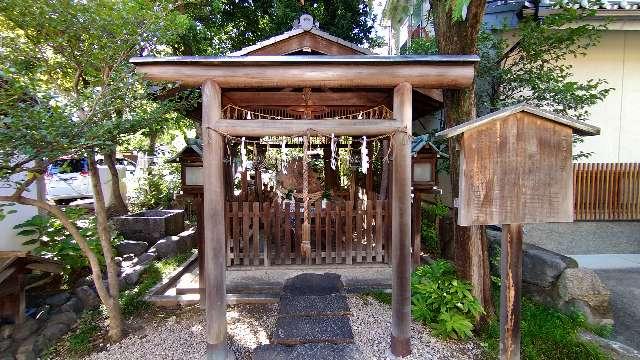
{"left": 0, "top": 175, "right": 38, "bottom": 252}
{"left": 569, "top": 30, "right": 640, "bottom": 162}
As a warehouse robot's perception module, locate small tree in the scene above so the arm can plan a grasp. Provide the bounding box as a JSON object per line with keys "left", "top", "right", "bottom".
{"left": 476, "top": 6, "right": 611, "bottom": 159}
{"left": 0, "top": 0, "right": 186, "bottom": 341}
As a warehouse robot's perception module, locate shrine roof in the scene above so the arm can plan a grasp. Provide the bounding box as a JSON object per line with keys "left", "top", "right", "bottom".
{"left": 435, "top": 103, "right": 601, "bottom": 139}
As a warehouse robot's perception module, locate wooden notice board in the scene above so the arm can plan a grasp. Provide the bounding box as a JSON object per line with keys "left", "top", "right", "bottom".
{"left": 457, "top": 112, "right": 574, "bottom": 225}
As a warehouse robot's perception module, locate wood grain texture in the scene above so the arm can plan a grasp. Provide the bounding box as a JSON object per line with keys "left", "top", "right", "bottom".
{"left": 500, "top": 223, "right": 523, "bottom": 360}
{"left": 573, "top": 162, "right": 640, "bottom": 220}
{"left": 390, "top": 82, "right": 413, "bottom": 357}
{"left": 211, "top": 119, "right": 404, "bottom": 137}
{"left": 135, "top": 63, "right": 475, "bottom": 89}
{"left": 458, "top": 112, "right": 574, "bottom": 226}
{"left": 201, "top": 80, "right": 227, "bottom": 350}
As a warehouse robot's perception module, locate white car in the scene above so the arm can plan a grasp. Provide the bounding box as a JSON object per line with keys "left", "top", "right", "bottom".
{"left": 45, "top": 158, "right": 92, "bottom": 204}
{"left": 46, "top": 157, "right": 133, "bottom": 205}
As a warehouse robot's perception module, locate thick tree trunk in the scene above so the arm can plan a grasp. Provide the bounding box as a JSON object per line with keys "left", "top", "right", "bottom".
{"left": 88, "top": 152, "right": 124, "bottom": 341}
{"left": 103, "top": 150, "right": 128, "bottom": 217}
{"left": 432, "top": 0, "right": 495, "bottom": 320}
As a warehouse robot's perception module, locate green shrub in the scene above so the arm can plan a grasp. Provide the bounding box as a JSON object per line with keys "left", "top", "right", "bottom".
{"left": 411, "top": 260, "right": 484, "bottom": 339}
{"left": 129, "top": 163, "right": 180, "bottom": 212}
{"left": 16, "top": 208, "right": 116, "bottom": 285}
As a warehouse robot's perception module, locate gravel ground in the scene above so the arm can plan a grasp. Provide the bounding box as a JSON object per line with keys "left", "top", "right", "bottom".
{"left": 80, "top": 296, "right": 481, "bottom": 360}
{"left": 85, "top": 304, "right": 277, "bottom": 360}
{"left": 348, "top": 296, "right": 483, "bottom": 360}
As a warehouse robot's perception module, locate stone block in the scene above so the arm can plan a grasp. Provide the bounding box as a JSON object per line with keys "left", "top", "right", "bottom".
{"left": 522, "top": 243, "right": 578, "bottom": 287}
{"left": 47, "top": 312, "right": 78, "bottom": 327}
{"left": 558, "top": 268, "right": 612, "bottom": 325}
{"left": 116, "top": 240, "right": 149, "bottom": 256}
{"left": 13, "top": 319, "right": 40, "bottom": 341}
{"left": 112, "top": 210, "right": 184, "bottom": 245}
{"left": 74, "top": 286, "right": 99, "bottom": 309}
{"left": 44, "top": 292, "right": 70, "bottom": 307}
{"left": 151, "top": 238, "right": 178, "bottom": 259}
{"left": 272, "top": 316, "right": 354, "bottom": 345}
{"left": 59, "top": 297, "right": 83, "bottom": 314}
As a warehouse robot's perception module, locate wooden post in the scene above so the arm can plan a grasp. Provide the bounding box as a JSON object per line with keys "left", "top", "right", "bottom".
{"left": 195, "top": 196, "right": 205, "bottom": 307}
{"left": 390, "top": 82, "right": 412, "bottom": 357}
{"left": 201, "top": 80, "right": 231, "bottom": 359}
{"left": 411, "top": 192, "right": 422, "bottom": 269}
{"left": 500, "top": 223, "right": 523, "bottom": 360}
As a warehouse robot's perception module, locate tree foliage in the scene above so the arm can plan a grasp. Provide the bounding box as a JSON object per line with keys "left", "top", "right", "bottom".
{"left": 172, "top": 0, "right": 383, "bottom": 55}
{"left": 476, "top": 7, "right": 612, "bottom": 132}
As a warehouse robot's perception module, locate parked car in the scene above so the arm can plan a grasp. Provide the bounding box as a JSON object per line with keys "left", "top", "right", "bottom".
{"left": 46, "top": 156, "right": 134, "bottom": 204}
{"left": 45, "top": 157, "right": 92, "bottom": 204}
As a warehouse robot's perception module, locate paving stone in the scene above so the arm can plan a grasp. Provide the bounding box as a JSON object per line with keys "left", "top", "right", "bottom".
{"left": 253, "top": 343, "right": 361, "bottom": 360}
{"left": 272, "top": 316, "right": 354, "bottom": 345}
{"left": 282, "top": 273, "right": 343, "bottom": 296}
{"left": 279, "top": 294, "right": 350, "bottom": 317}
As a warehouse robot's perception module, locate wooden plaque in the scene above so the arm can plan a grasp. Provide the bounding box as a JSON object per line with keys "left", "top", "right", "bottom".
{"left": 458, "top": 112, "right": 574, "bottom": 225}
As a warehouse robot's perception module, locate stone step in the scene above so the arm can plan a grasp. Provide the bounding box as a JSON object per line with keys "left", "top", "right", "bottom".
{"left": 252, "top": 343, "right": 361, "bottom": 360}
{"left": 272, "top": 315, "right": 354, "bottom": 345}
{"left": 278, "top": 294, "right": 350, "bottom": 317}
{"left": 282, "top": 273, "right": 344, "bottom": 296}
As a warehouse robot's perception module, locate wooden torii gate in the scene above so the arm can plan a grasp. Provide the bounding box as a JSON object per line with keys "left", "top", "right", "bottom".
{"left": 131, "top": 55, "right": 478, "bottom": 359}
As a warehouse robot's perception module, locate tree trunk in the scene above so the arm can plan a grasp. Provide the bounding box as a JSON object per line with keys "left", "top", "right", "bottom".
{"left": 104, "top": 150, "right": 128, "bottom": 217}
{"left": 148, "top": 131, "right": 158, "bottom": 158}
{"left": 88, "top": 152, "right": 124, "bottom": 341}
{"left": 432, "top": 0, "right": 495, "bottom": 320}
{"left": 0, "top": 192, "right": 121, "bottom": 341}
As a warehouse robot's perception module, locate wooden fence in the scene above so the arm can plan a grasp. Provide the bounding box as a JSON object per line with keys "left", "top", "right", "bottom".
{"left": 224, "top": 199, "right": 390, "bottom": 266}
{"left": 574, "top": 163, "right": 640, "bottom": 220}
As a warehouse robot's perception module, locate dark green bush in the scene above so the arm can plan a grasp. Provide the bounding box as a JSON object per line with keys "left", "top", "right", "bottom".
{"left": 411, "top": 260, "right": 484, "bottom": 339}
{"left": 420, "top": 202, "right": 449, "bottom": 255}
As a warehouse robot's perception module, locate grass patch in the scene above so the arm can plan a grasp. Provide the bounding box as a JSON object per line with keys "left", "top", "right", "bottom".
{"left": 66, "top": 310, "right": 102, "bottom": 355}
{"left": 477, "top": 298, "right": 611, "bottom": 360}
{"left": 362, "top": 290, "right": 392, "bottom": 305}
{"left": 119, "top": 250, "right": 194, "bottom": 318}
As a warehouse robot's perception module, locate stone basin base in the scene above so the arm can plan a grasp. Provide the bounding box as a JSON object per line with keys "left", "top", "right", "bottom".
{"left": 112, "top": 209, "right": 184, "bottom": 245}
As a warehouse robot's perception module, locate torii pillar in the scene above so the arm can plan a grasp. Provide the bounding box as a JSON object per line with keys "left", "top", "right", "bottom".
{"left": 201, "top": 80, "right": 232, "bottom": 359}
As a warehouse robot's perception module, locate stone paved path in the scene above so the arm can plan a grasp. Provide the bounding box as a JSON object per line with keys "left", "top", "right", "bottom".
{"left": 252, "top": 273, "right": 361, "bottom": 359}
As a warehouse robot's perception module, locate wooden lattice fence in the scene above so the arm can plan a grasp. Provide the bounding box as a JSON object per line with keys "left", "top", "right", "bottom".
{"left": 574, "top": 163, "right": 640, "bottom": 220}
{"left": 224, "top": 199, "right": 390, "bottom": 266}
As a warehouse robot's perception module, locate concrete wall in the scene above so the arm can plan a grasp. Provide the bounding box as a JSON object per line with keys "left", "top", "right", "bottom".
{"left": 524, "top": 221, "right": 640, "bottom": 255}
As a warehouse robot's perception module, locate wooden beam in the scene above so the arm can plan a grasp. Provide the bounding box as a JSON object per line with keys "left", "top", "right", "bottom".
{"left": 210, "top": 119, "right": 405, "bottom": 137}
{"left": 390, "top": 82, "right": 412, "bottom": 357}
{"left": 415, "top": 88, "right": 443, "bottom": 102}
{"left": 201, "top": 80, "right": 231, "bottom": 359}
{"left": 500, "top": 223, "right": 523, "bottom": 360}
{"left": 223, "top": 91, "right": 389, "bottom": 107}
{"left": 135, "top": 63, "right": 475, "bottom": 89}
